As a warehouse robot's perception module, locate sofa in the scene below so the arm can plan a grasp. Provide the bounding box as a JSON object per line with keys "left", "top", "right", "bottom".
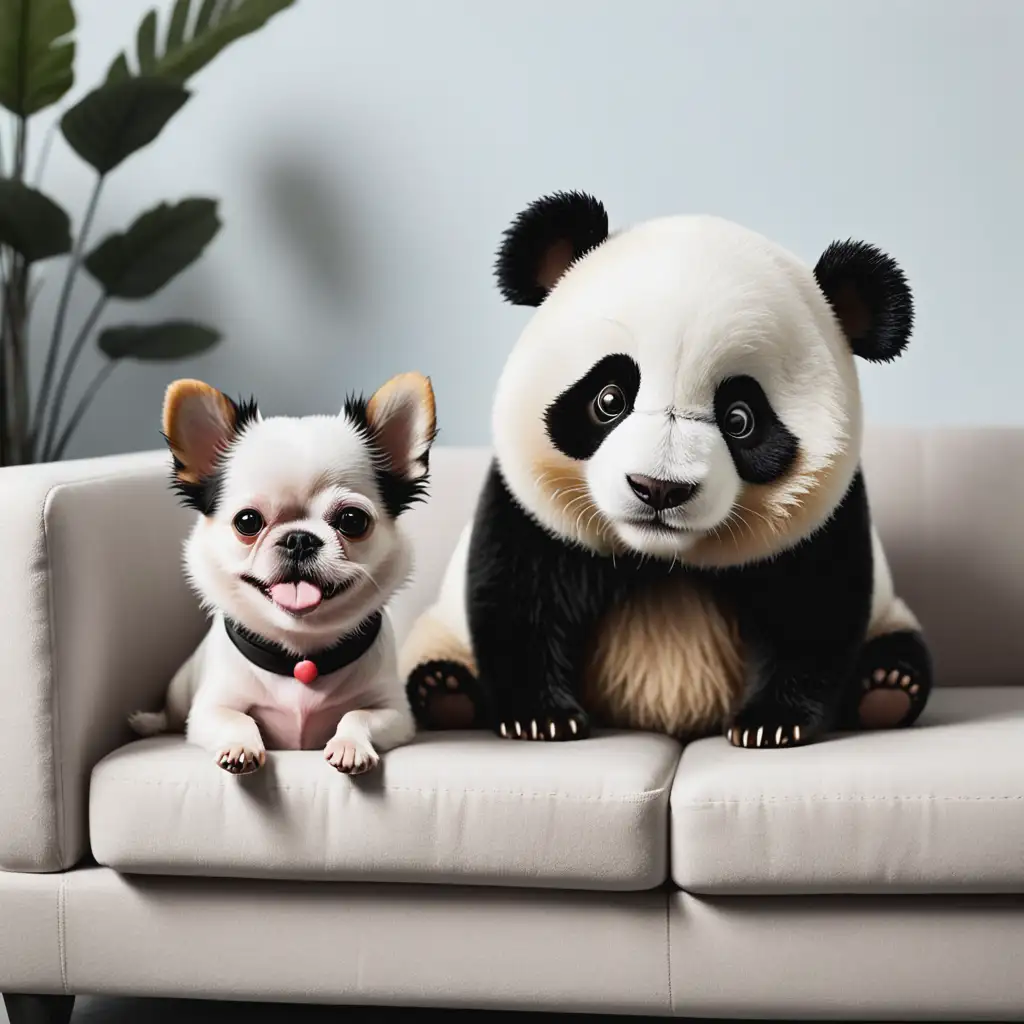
{"left": 1, "top": 426, "right": 1023, "bottom": 1023}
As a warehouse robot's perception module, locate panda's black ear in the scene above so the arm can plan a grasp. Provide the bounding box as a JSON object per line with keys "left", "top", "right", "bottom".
{"left": 813, "top": 240, "right": 914, "bottom": 363}
{"left": 494, "top": 191, "right": 609, "bottom": 306}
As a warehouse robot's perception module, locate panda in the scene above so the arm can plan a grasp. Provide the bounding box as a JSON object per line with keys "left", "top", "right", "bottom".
{"left": 401, "top": 191, "right": 932, "bottom": 748}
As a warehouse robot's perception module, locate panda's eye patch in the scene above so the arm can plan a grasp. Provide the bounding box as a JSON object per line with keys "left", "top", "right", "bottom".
{"left": 723, "top": 401, "right": 755, "bottom": 439}
{"left": 714, "top": 375, "right": 798, "bottom": 484}
{"left": 592, "top": 384, "right": 626, "bottom": 423}
{"left": 545, "top": 353, "right": 641, "bottom": 461}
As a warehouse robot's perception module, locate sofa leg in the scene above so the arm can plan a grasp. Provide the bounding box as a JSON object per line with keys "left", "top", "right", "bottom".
{"left": 2, "top": 993, "right": 75, "bottom": 1024}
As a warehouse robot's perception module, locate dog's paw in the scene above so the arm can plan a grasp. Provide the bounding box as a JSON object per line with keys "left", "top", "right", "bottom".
{"left": 128, "top": 710, "right": 167, "bottom": 737}
{"left": 216, "top": 746, "right": 265, "bottom": 775}
{"left": 324, "top": 737, "right": 379, "bottom": 775}
{"left": 495, "top": 707, "right": 590, "bottom": 742}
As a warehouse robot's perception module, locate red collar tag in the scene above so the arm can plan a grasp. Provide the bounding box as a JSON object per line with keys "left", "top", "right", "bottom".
{"left": 293, "top": 660, "right": 319, "bottom": 685}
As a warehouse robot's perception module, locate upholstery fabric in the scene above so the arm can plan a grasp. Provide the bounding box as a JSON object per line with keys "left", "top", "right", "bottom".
{"left": 669, "top": 890, "right": 1024, "bottom": 1020}
{"left": 0, "top": 452, "right": 204, "bottom": 872}
{"left": 90, "top": 731, "right": 680, "bottom": 890}
{"left": 860, "top": 426, "right": 1024, "bottom": 687}
{"left": 3, "top": 867, "right": 1023, "bottom": 1018}
{"left": 671, "top": 687, "right": 1024, "bottom": 894}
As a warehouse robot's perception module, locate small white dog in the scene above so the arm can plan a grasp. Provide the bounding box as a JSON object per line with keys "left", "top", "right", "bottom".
{"left": 129, "top": 372, "right": 436, "bottom": 776}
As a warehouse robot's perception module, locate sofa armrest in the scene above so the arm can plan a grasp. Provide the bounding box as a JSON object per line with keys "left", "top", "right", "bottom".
{"left": 0, "top": 450, "right": 206, "bottom": 872}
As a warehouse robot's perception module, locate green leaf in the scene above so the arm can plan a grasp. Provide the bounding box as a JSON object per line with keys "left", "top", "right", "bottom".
{"left": 107, "top": 0, "right": 294, "bottom": 84}
{"left": 105, "top": 52, "right": 130, "bottom": 84}
{"left": 166, "top": 0, "right": 191, "bottom": 52}
{"left": 60, "top": 76, "right": 190, "bottom": 175}
{"left": 99, "top": 320, "right": 221, "bottom": 360}
{"left": 136, "top": 8, "right": 158, "bottom": 73}
{"left": 85, "top": 198, "right": 221, "bottom": 299}
{"left": 0, "top": 0, "right": 76, "bottom": 116}
{"left": 195, "top": 0, "right": 220, "bottom": 35}
{"left": 0, "top": 177, "right": 70, "bottom": 261}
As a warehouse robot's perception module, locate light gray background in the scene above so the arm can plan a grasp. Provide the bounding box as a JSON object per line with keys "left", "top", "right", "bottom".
{"left": 21, "top": 0, "right": 1021, "bottom": 461}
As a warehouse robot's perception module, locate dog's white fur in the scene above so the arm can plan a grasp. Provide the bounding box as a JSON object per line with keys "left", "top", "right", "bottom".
{"left": 130, "top": 374, "right": 434, "bottom": 775}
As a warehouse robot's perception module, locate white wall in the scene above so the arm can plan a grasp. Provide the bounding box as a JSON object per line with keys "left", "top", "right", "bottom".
{"left": 23, "top": 0, "right": 1023, "bottom": 459}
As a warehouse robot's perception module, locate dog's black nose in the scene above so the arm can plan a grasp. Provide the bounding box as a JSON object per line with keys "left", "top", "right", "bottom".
{"left": 626, "top": 474, "right": 699, "bottom": 511}
{"left": 278, "top": 530, "right": 323, "bottom": 561}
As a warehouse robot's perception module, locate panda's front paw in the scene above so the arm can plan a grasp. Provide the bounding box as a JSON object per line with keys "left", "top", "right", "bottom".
{"left": 492, "top": 694, "right": 590, "bottom": 742}
{"left": 726, "top": 699, "right": 827, "bottom": 749}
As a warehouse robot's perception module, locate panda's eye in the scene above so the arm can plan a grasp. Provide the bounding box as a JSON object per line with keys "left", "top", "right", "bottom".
{"left": 233, "top": 508, "right": 264, "bottom": 537}
{"left": 724, "top": 401, "right": 755, "bottom": 440}
{"left": 593, "top": 384, "right": 626, "bottom": 424}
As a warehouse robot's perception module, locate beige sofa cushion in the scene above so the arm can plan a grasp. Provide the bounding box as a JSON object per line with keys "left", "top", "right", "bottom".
{"left": 0, "top": 451, "right": 204, "bottom": 873}
{"left": 671, "top": 687, "right": 1024, "bottom": 894}
{"left": 90, "top": 730, "right": 680, "bottom": 890}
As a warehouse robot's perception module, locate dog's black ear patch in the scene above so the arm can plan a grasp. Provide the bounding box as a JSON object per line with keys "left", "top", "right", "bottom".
{"left": 495, "top": 191, "right": 609, "bottom": 306}
{"left": 814, "top": 240, "right": 914, "bottom": 363}
{"left": 344, "top": 375, "right": 437, "bottom": 519}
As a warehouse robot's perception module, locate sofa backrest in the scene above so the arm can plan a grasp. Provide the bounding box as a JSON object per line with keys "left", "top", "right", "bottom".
{"left": 393, "top": 429, "right": 1024, "bottom": 688}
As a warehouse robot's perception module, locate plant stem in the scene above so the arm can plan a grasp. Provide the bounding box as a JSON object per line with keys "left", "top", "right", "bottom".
{"left": 41, "top": 292, "right": 108, "bottom": 461}
{"left": 4, "top": 113, "right": 30, "bottom": 465}
{"left": 31, "top": 118, "right": 59, "bottom": 187}
{"left": 50, "top": 358, "right": 118, "bottom": 461}
{"left": 0, "top": 251, "right": 9, "bottom": 467}
{"left": 31, "top": 173, "right": 106, "bottom": 459}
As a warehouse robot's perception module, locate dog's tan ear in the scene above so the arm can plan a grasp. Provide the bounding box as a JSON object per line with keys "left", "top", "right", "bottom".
{"left": 365, "top": 372, "right": 437, "bottom": 482}
{"left": 163, "top": 379, "right": 244, "bottom": 485}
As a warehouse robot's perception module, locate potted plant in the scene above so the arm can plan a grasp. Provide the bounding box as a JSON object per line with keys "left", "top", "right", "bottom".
{"left": 0, "top": 0, "right": 295, "bottom": 465}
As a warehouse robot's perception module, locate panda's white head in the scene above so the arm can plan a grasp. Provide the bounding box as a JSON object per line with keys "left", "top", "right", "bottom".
{"left": 491, "top": 191, "right": 913, "bottom": 568}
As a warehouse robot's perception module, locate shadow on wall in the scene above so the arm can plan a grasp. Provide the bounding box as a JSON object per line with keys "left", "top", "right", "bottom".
{"left": 256, "top": 149, "right": 358, "bottom": 310}
{"left": 61, "top": 142, "right": 371, "bottom": 458}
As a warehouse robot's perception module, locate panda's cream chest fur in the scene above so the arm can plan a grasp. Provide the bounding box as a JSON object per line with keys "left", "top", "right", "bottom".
{"left": 583, "top": 576, "right": 745, "bottom": 736}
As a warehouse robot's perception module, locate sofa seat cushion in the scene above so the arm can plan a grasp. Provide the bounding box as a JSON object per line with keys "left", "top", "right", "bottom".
{"left": 89, "top": 730, "right": 680, "bottom": 890}
{"left": 670, "top": 687, "right": 1024, "bottom": 895}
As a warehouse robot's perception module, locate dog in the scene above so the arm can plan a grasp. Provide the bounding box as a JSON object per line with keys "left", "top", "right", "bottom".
{"left": 128, "top": 372, "right": 436, "bottom": 776}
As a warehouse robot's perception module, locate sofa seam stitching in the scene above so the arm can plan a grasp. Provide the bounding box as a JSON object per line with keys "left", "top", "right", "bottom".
{"left": 92, "top": 777, "right": 671, "bottom": 803}
{"left": 664, "top": 891, "right": 673, "bottom": 1012}
{"left": 42, "top": 484, "right": 68, "bottom": 871}
{"left": 57, "top": 873, "right": 68, "bottom": 993}
{"left": 674, "top": 794, "right": 1024, "bottom": 805}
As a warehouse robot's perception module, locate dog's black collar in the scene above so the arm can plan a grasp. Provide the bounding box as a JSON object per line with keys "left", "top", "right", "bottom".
{"left": 223, "top": 612, "right": 383, "bottom": 684}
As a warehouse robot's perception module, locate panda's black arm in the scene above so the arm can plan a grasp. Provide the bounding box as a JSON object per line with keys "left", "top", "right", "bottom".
{"left": 719, "top": 471, "right": 874, "bottom": 748}
{"left": 465, "top": 462, "right": 613, "bottom": 740}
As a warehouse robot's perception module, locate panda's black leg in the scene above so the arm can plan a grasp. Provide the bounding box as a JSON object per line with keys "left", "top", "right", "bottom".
{"left": 837, "top": 629, "right": 933, "bottom": 731}
{"left": 406, "top": 660, "right": 488, "bottom": 730}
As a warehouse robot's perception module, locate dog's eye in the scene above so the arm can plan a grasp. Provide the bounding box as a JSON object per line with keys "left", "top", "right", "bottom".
{"left": 335, "top": 507, "right": 371, "bottom": 539}
{"left": 723, "top": 401, "right": 756, "bottom": 440}
{"left": 233, "top": 508, "right": 264, "bottom": 537}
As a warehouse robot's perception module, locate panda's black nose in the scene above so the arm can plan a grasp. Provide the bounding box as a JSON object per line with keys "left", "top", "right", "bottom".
{"left": 626, "top": 474, "right": 699, "bottom": 511}
{"left": 278, "top": 530, "right": 323, "bottom": 561}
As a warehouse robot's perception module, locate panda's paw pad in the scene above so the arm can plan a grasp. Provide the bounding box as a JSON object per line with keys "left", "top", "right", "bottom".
{"left": 498, "top": 711, "right": 589, "bottom": 742}
{"left": 406, "top": 661, "right": 482, "bottom": 730}
{"left": 857, "top": 665, "right": 923, "bottom": 729}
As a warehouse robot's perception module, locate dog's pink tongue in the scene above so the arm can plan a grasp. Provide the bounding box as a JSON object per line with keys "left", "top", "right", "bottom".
{"left": 269, "top": 581, "right": 322, "bottom": 612}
